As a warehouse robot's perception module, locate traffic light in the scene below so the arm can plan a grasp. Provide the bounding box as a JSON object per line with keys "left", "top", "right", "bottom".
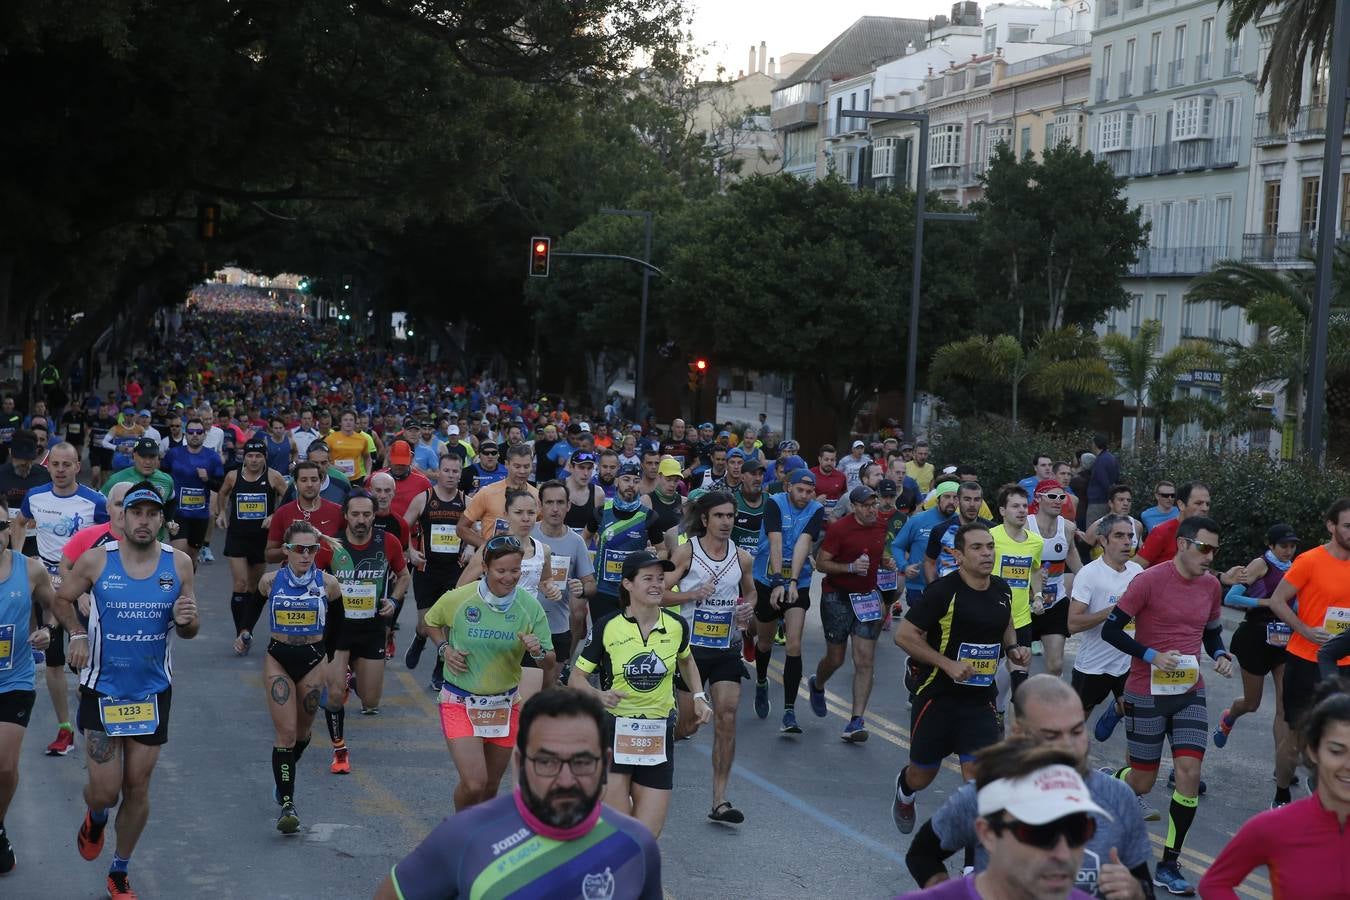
{"left": 687, "top": 358, "right": 708, "bottom": 392}
{"left": 528, "top": 237, "right": 551, "bottom": 277}
{"left": 197, "top": 202, "right": 220, "bottom": 241}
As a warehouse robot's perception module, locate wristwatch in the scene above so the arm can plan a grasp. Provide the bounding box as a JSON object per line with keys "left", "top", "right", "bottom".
{"left": 693, "top": 691, "right": 710, "bottom": 705}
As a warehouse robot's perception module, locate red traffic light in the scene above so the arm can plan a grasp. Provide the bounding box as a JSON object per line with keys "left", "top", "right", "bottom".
{"left": 534, "top": 241, "right": 547, "bottom": 254}
{"left": 695, "top": 359, "right": 707, "bottom": 371}
{"left": 528, "top": 236, "right": 551, "bottom": 277}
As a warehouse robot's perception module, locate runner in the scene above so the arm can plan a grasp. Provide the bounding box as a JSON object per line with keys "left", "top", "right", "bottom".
{"left": 1082, "top": 485, "right": 1145, "bottom": 558}
{"left": 596, "top": 448, "right": 620, "bottom": 499}
{"left": 1099, "top": 515, "right": 1235, "bottom": 895}
{"left": 87, "top": 402, "right": 117, "bottom": 489}
{"left": 455, "top": 443, "right": 537, "bottom": 550}
{"left": 894, "top": 481, "right": 955, "bottom": 610}
{"left": 326, "top": 411, "right": 371, "bottom": 485}
{"left": 1029, "top": 478, "right": 1085, "bottom": 677}
{"left": 374, "top": 689, "right": 661, "bottom": 900}
{"left": 265, "top": 461, "right": 344, "bottom": 563}
{"left": 905, "top": 676, "right": 1154, "bottom": 897}
{"left": 0, "top": 501, "right": 57, "bottom": 874}
{"left": 316, "top": 491, "right": 408, "bottom": 770}
{"left": 989, "top": 484, "right": 1043, "bottom": 718}
{"left": 892, "top": 523, "right": 1028, "bottom": 834}
{"left": 665, "top": 491, "right": 755, "bottom": 822}
{"left": 1212, "top": 524, "right": 1299, "bottom": 764}
{"left": 647, "top": 458, "right": 684, "bottom": 539}
{"left": 591, "top": 463, "right": 664, "bottom": 624}
{"left": 809, "top": 444, "right": 847, "bottom": 512}
{"left": 0, "top": 433, "right": 49, "bottom": 556}
{"left": 300, "top": 441, "right": 352, "bottom": 505}
{"left": 1259, "top": 497, "right": 1350, "bottom": 809}
{"left": 563, "top": 451, "right": 603, "bottom": 536}
{"left": 463, "top": 440, "right": 508, "bottom": 493}
{"left": 256, "top": 521, "right": 342, "bottom": 834}
{"left": 1135, "top": 483, "right": 1210, "bottom": 568}
{"left": 56, "top": 483, "right": 198, "bottom": 900}
{"left": 569, "top": 551, "right": 710, "bottom": 837}
{"left": 100, "top": 438, "right": 176, "bottom": 541}
{"left": 533, "top": 480, "right": 596, "bottom": 682}
{"left": 402, "top": 454, "right": 467, "bottom": 688}
{"left": 905, "top": 440, "right": 935, "bottom": 495}
{"left": 1139, "top": 481, "right": 1180, "bottom": 535}
{"left": 1067, "top": 515, "right": 1143, "bottom": 743}
{"left": 838, "top": 440, "right": 871, "bottom": 491}
{"left": 750, "top": 469, "right": 825, "bottom": 733}
{"left": 423, "top": 535, "right": 552, "bottom": 810}
{"left": 217, "top": 438, "right": 287, "bottom": 655}
{"left": 14, "top": 443, "right": 108, "bottom": 757}
{"left": 807, "top": 485, "right": 894, "bottom": 741}
{"left": 161, "top": 417, "right": 224, "bottom": 567}
{"left": 262, "top": 416, "right": 297, "bottom": 476}
{"left": 924, "top": 482, "right": 992, "bottom": 583}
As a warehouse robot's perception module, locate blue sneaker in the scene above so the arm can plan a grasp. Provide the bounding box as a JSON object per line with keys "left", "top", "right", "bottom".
{"left": 1094, "top": 702, "right": 1123, "bottom": 742}
{"left": 808, "top": 675, "right": 827, "bottom": 718}
{"left": 780, "top": 708, "right": 801, "bottom": 734}
{"left": 1152, "top": 861, "right": 1194, "bottom": 896}
{"left": 1213, "top": 708, "right": 1234, "bottom": 748}
{"left": 1167, "top": 769, "right": 1207, "bottom": 796}
{"left": 754, "top": 680, "right": 770, "bottom": 719}
{"left": 842, "top": 717, "right": 868, "bottom": 742}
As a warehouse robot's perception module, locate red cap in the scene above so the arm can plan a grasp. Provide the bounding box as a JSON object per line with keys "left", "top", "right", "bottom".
{"left": 389, "top": 440, "right": 413, "bottom": 465}
{"left": 1034, "top": 478, "right": 1063, "bottom": 495}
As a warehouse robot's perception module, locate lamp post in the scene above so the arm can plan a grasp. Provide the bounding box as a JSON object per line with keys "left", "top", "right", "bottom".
{"left": 599, "top": 208, "right": 654, "bottom": 420}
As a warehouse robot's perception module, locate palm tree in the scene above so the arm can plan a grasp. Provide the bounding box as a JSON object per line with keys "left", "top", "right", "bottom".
{"left": 929, "top": 326, "right": 1117, "bottom": 425}
{"left": 1222, "top": 0, "right": 1337, "bottom": 129}
{"left": 1100, "top": 319, "right": 1226, "bottom": 445}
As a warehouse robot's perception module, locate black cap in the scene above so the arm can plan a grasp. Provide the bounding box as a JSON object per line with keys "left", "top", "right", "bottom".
{"left": 877, "top": 478, "right": 899, "bottom": 496}
{"left": 621, "top": 550, "right": 675, "bottom": 580}
{"left": 616, "top": 462, "right": 642, "bottom": 478}
{"left": 1266, "top": 523, "right": 1299, "bottom": 545}
{"left": 8, "top": 435, "right": 36, "bottom": 460}
{"left": 849, "top": 485, "right": 877, "bottom": 504}
{"left": 133, "top": 437, "right": 161, "bottom": 457}
{"left": 244, "top": 438, "right": 267, "bottom": 456}
{"left": 741, "top": 457, "right": 764, "bottom": 474}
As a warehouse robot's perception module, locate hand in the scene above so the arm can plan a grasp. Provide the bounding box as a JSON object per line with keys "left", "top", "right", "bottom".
{"left": 443, "top": 648, "right": 469, "bottom": 674}
{"left": 787, "top": 583, "right": 799, "bottom": 605}
{"left": 196, "top": 467, "right": 208, "bottom": 481}
{"left": 882, "top": 557, "right": 897, "bottom": 571}
{"left": 173, "top": 595, "right": 198, "bottom": 626}
{"left": 1007, "top": 645, "right": 1031, "bottom": 667}
{"left": 29, "top": 625, "right": 51, "bottom": 652}
{"left": 1032, "top": 598, "right": 1046, "bottom": 615}
{"left": 542, "top": 580, "right": 562, "bottom": 602}
{"left": 1153, "top": 650, "right": 1182, "bottom": 671}
{"left": 1214, "top": 653, "right": 1234, "bottom": 677}
{"left": 905, "top": 564, "right": 920, "bottom": 579}
{"left": 379, "top": 599, "right": 397, "bottom": 617}
{"left": 1307, "top": 627, "right": 1333, "bottom": 645}
{"left": 408, "top": 548, "right": 425, "bottom": 567}
{"left": 216, "top": 513, "right": 227, "bottom": 530}
{"left": 260, "top": 515, "right": 272, "bottom": 530}
{"left": 943, "top": 658, "right": 976, "bottom": 682}
{"left": 769, "top": 585, "right": 785, "bottom": 610}
{"left": 518, "top": 632, "right": 543, "bottom": 658}
{"left": 598, "top": 688, "right": 628, "bottom": 709}
{"left": 1224, "top": 564, "right": 1250, "bottom": 585}
{"left": 67, "top": 636, "right": 90, "bottom": 671}
{"left": 1097, "top": 849, "right": 1142, "bottom": 900}
{"left": 688, "top": 582, "right": 715, "bottom": 602}
{"left": 734, "top": 601, "right": 754, "bottom": 628}
{"left": 166, "top": 520, "right": 179, "bottom": 536}
{"left": 694, "top": 695, "right": 713, "bottom": 725}
{"left": 567, "top": 578, "right": 584, "bottom": 601}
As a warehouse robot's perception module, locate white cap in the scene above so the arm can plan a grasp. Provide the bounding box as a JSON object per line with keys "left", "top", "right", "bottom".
{"left": 976, "top": 764, "right": 1111, "bottom": 825}
{"left": 447, "top": 425, "right": 460, "bottom": 436}
{"left": 579, "top": 422, "right": 591, "bottom": 432}
{"left": 942, "top": 465, "right": 959, "bottom": 475}
{"left": 851, "top": 440, "right": 865, "bottom": 449}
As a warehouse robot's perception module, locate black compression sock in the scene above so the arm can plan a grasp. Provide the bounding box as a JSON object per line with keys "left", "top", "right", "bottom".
{"left": 1163, "top": 791, "right": 1198, "bottom": 862}
{"left": 229, "top": 592, "right": 248, "bottom": 633}
{"left": 783, "top": 654, "right": 803, "bottom": 707}
{"left": 755, "top": 647, "right": 771, "bottom": 683}
{"left": 294, "top": 736, "right": 311, "bottom": 764}
{"left": 243, "top": 590, "right": 266, "bottom": 632}
{"left": 272, "top": 746, "right": 295, "bottom": 804}
{"left": 325, "top": 707, "right": 345, "bottom": 746}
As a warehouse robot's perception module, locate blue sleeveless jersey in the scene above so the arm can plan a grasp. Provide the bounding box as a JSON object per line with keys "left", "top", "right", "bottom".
{"left": 83, "top": 543, "right": 181, "bottom": 698}
{"left": 0, "top": 551, "right": 36, "bottom": 693}
{"left": 268, "top": 565, "right": 328, "bottom": 637}
{"left": 752, "top": 493, "right": 823, "bottom": 588}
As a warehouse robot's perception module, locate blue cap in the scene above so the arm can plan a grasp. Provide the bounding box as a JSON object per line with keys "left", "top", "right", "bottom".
{"left": 136, "top": 409, "right": 151, "bottom": 417}
{"left": 728, "top": 447, "right": 745, "bottom": 460}
{"left": 698, "top": 422, "right": 714, "bottom": 430}
{"left": 124, "top": 487, "right": 165, "bottom": 508}
{"left": 780, "top": 454, "right": 806, "bottom": 472}
{"left": 617, "top": 462, "right": 642, "bottom": 478}
{"left": 789, "top": 469, "right": 816, "bottom": 486}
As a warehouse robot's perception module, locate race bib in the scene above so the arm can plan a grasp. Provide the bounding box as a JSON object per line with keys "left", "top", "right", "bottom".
{"left": 462, "top": 693, "right": 513, "bottom": 738}
{"left": 1266, "top": 622, "right": 1293, "bottom": 648}
{"left": 602, "top": 548, "right": 630, "bottom": 583}
{"left": 848, "top": 591, "right": 883, "bottom": 623}
{"left": 613, "top": 717, "right": 666, "bottom": 766}
{"left": 335, "top": 458, "right": 356, "bottom": 476}
{"left": 341, "top": 581, "right": 378, "bottom": 619}
{"left": 546, "top": 555, "right": 571, "bottom": 593}
{"left": 956, "top": 642, "right": 1000, "bottom": 687}
{"left": 690, "top": 602, "right": 734, "bottom": 649}
{"left": 1324, "top": 607, "right": 1350, "bottom": 636}
{"left": 99, "top": 695, "right": 160, "bottom": 737}
{"left": 235, "top": 491, "right": 267, "bottom": 520}
{"left": 429, "top": 523, "right": 461, "bottom": 554}
{"left": 1151, "top": 654, "right": 1200, "bottom": 695}
{"left": 822, "top": 498, "right": 837, "bottom": 510}
{"left": 0, "top": 624, "right": 12, "bottom": 671}
{"left": 1000, "top": 555, "right": 1032, "bottom": 589}
{"left": 494, "top": 518, "right": 510, "bottom": 536}
{"left": 179, "top": 486, "right": 206, "bottom": 509}
{"left": 272, "top": 604, "right": 320, "bottom": 633}
{"left": 877, "top": 567, "right": 898, "bottom": 592}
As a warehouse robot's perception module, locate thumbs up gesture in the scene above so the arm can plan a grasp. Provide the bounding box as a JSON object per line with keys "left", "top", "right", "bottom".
{"left": 1097, "top": 847, "right": 1140, "bottom": 900}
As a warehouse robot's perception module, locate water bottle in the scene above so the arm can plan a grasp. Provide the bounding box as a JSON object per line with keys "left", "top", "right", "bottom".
{"left": 32, "top": 648, "right": 45, "bottom": 666}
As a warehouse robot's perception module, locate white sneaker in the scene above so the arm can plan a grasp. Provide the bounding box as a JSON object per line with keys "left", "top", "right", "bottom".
{"left": 200, "top": 547, "right": 215, "bottom": 563}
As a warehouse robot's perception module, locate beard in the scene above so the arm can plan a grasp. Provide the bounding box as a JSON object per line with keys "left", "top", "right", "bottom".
{"left": 519, "top": 765, "right": 602, "bottom": 829}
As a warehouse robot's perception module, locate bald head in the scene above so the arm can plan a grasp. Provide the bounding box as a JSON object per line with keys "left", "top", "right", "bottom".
{"left": 1010, "top": 674, "right": 1089, "bottom": 768}
{"left": 107, "top": 481, "right": 131, "bottom": 534}
{"left": 1013, "top": 674, "right": 1079, "bottom": 718}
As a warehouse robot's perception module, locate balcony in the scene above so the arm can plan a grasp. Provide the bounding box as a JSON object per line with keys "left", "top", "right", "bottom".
{"left": 1143, "top": 64, "right": 1158, "bottom": 92}
{"left": 1167, "top": 58, "right": 1185, "bottom": 87}
{"left": 1292, "top": 104, "right": 1328, "bottom": 140}
{"left": 929, "top": 166, "right": 962, "bottom": 189}
{"left": 1129, "top": 245, "right": 1227, "bottom": 276}
{"left": 1194, "top": 52, "right": 1212, "bottom": 82}
{"left": 1241, "top": 232, "right": 1317, "bottom": 263}
{"left": 1222, "top": 44, "right": 1242, "bottom": 76}
{"left": 771, "top": 100, "right": 820, "bottom": 132}
{"left": 1119, "top": 70, "right": 1134, "bottom": 97}
{"left": 1003, "top": 43, "right": 1090, "bottom": 77}
{"left": 1116, "top": 138, "right": 1240, "bottom": 177}
{"left": 1254, "top": 113, "right": 1286, "bottom": 146}
{"left": 1095, "top": 76, "right": 1110, "bottom": 103}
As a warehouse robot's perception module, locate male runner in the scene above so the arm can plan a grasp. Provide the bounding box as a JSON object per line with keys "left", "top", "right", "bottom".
{"left": 925, "top": 482, "right": 991, "bottom": 583}
{"left": 533, "top": 480, "right": 596, "bottom": 680}
{"left": 563, "top": 451, "right": 604, "bottom": 536}
{"left": 1135, "top": 483, "right": 1209, "bottom": 568}
{"left": 591, "top": 464, "right": 663, "bottom": 623}
{"left": 990, "top": 484, "right": 1044, "bottom": 715}
{"left": 266, "top": 461, "right": 343, "bottom": 563}
{"left": 161, "top": 417, "right": 224, "bottom": 567}
{"left": 402, "top": 454, "right": 467, "bottom": 687}
{"left": 57, "top": 484, "right": 198, "bottom": 899}
{"left": 1139, "top": 481, "right": 1180, "bottom": 535}
{"left": 809, "top": 444, "right": 847, "bottom": 511}
{"left": 894, "top": 481, "right": 955, "bottom": 609}
{"left": 1029, "top": 478, "right": 1084, "bottom": 676}
{"left": 456, "top": 443, "right": 536, "bottom": 549}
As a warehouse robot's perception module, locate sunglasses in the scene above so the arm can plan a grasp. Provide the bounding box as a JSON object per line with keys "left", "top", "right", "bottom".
{"left": 485, "top": 535, "right": 522, "bottom": 553}
{"left": 990, "top": 813, "right": 1096, "bottom": 850}
{"left": 285, "top": 543, "right": 320, "bottom": 554}
{"left": 1157, "top": 492, "right": 1175, "bottom": 499}
{"left": 1185, "top": 538, "right": 1219, "bottom": 556}
{"left": 1039, "top": 493, "right": 1067, "bottom": 502}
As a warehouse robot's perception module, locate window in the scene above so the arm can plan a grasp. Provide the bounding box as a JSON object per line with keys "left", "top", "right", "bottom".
{"left": 1173, "top": 97, "right": 1214, "bottom": 139}
{"left": 862, "top": 88, "right": 871, "bottom": 119}
{"left": 1102, "top": 44, "right": 1114, "bottom": 84}
{"left": 1107, "top": 308, "right": 1119, "bottom": 334}
{"left": 1301, "top": 177, "right": 1321, "bottom": 234}
{"left": 1045, "top": 122, "right": 1056, "bottom": 150}
{"left": 1173, "top": 24, "right": 1187, "bottom": 63}
{"left": 1008, "top": 24, "right": 1035, "bottom": 42}
{"left": 986, "top": 124, "right": 1014, "bottom": 159}
{"left": 1020, "top": 126, "right": 1032, "bottom": 158}
{"left": 1148, "top": 31, "right": 1161, "bottom": 66}
{"left": 1199, "top": 18, "right": 1214, "bottom": 77}
{"left": 1157, "top": 201, "right": 1174, "bottom": 248}
{"left": 1182, "top": 299, "right": 1194, "bottom": 336}
{"left": 784, "top": 128, "right": 817, "bottom": 169}
{"left": 872, "top": 137, "right": 899, "bottom": 177}
{"left": 1131, "top": 293, "right": 1143, "bottom": 337}
{"left": 1208, "top": 299, "right": 1222, "bottom": 339}
{"left": 1124, "top": 38, "right": 1137, "bottom": 75}
{"left": 984, "top": 26, "right": 997, "bottom": 53}
{"left": 1262, "top": 181, "right": 1281, "bottom": 235}
{"left": 1215, "top": 196, "right": 1232, "bottom": 252}
{"left": 839, "top": 148, "right": 856, "bottom": 182}
{"left": 1123, "top": 38, "right": 1136, "bottom": 94}
{"left": 1154, "top": 294, "right": 1167, "bottom": 342}
{"left": 1099, "top": 111, "right": 1135, "bottom": 151}
{"left": 1053, "top": 112, "right": 1084, "bottom": 149}
{"left": 930, "top": 124, "right": 963, "bottom": 167}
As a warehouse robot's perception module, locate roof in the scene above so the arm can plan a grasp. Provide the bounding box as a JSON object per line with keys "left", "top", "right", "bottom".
{"left": 774, "top": 16, "right": 932, "bottom": 91}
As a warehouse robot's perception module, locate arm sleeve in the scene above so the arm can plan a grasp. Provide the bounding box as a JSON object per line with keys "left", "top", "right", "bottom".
{"left": 1102, "top": 607, "right": 1150, "bottom": 659}
{"left": 1202, "top": 619, "right": 1228, "bottom": 658}
{"left": 801, "top": 508, "right": 825, "bottom": 540}
{"left": 905, "top": 820, "right": 956, "bottom": 888}
{"left": 1223, "top": 584, "right": 1257, "bottom": 609}
{"left": 763, "top": 501, "right": 783, "bottom": 533}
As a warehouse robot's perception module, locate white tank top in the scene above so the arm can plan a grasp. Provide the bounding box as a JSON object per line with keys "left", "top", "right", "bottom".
{"left": 1030, "top": 514, "right": 1069, "bottom": 599}
{"left": 677, "top": 536, "right": 742, "bottom": 639}
{"left": 517, "top": 539, "right": 547, "bottom": 602}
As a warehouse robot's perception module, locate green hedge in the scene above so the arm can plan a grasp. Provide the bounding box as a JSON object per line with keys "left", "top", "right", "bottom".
{"left": 931, "top": 418, "right": 1350, "bottom": 568}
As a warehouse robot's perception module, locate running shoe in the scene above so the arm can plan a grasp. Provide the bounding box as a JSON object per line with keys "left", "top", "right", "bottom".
{"left": 1136, "top": 795, "right": 1161, "bottom": 822}
{"left": 330, "top": 748, "right": 351, "bottom": 775}
{"left": 1166, "top": 769, "right": 1207, "bottom": 796}
{"left": 0, "top": 828, "right": 14, "bottom": 874}
{"left": 773, "top": 623, "right": 785, "bottom": 646}
{"left": 360, "top": 706, "right": 380, "bottom": 716}
{"left": 842, "top": 717, "right": 868, "bottom": 743}
{"left": 1152, "top": 861, "right": 1194, "bottom": 896}
{"left": 107, "top": 872, "right": 138, "bottom": 898}
{"left": 77, "top": 810, "right": 106, "bottom": 861}
{"left": 779, "top": 708, "right": 801, "bottom": 734}
{"left": 1212, "top": 709, "right": 1234, "bottom": 748}
{"left": 807, "top": 675, "right": 827, "bottom": 718}
{"left": 1031, "top": 640, "right": 1043, "bottom": 656}
{"left": 46, "top": 726, "right": 75, "bottom": 756}
{"left": 404, "top": 634, "right": 426, "bottom": 670}
{"left": 1094, "top": 702, "right": 1124, "bottom": 742}
{"left": 741, "top": 632, "right": 756, "bottom": 663}
{"left": 200, "top": 546, "right": 215, "bottom": 564}
{"left": 753, "top": 680, "right": 770, "bottom": 719}
{"left": 234, "top": 630, "right": 252, "bottom": 656}
{"left": 892, "top": 773, "right": 916, "bottom": 834}
{"left": 276, "top": 802, "right": 300, "bottom": 835}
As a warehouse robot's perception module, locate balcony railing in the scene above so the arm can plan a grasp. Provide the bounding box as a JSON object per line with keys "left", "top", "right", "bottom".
{"left": 1129, "top": 245, "right": 1227, "bottom": 276}
{"left": 1003, "top": 43, "right": 1090, "bottom": 77}
{"left": 1167, "top": 58, "right": 1185, "bottom": 87}
{"left": 1241, "top": 232, "right": 1318, "bottom": 263}
{"left": 1253, "top": 113, "right": 1285, "bottom": 146}
{"left": 1253, "top": 104, "right": 1350, "bottom": 144}
{"left": 1095, "top": 76, "right": 1110, "bottom": 102}
{"left": 1222, "top": 43, "right": 1241, "bottom": 75}
{"left": 1143, "top": 64, "right": 1158, "bottom": 92}
{"left": 1119, "top": 70, "right": 1134, "bottom": 97}
{"left": 929, "top": 166, "right": 963, "bottom": 189}
{"left": 1111, "top": 137, "right": 1239, "bottom": 177}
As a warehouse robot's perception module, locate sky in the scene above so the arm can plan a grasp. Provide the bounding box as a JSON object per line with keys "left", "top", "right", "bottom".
{"left": 687, "top": 0, "right": 961, "bottom": 79}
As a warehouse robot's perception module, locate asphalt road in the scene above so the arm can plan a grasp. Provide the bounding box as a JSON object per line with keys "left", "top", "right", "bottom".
{"left": 6, "top": 552, "right": 1284, "bottom": 899}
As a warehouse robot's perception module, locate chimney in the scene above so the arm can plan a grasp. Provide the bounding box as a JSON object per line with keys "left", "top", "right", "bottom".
{"left": 759, "top": 41, "right": 767, "bottom": 74}
{"left": 769, "top": 56, "right": 777, "bottom": 77}
{"left": 749, "top": 46, "right": 757, "bottom": 75}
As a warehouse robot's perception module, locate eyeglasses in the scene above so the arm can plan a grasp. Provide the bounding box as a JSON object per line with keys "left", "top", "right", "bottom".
{"left": 990, "top": 813, "right": 1096, "bottom": 850}
{"left": 481, "top": 450, "right": 499, "bottom": 456}
{"left": 1156, "top": 491, "right": 1175, "bottom": 499}
{"left": 1039, "top": 493, "right": 1067, "bottom": 502}
{"left": 485, "top": 535, "right": 522, "bottom": 553}
{"left": 1184, "top": 538, "right": 1219, "bottom": 556}
{"left": 285, "top": 543, "right": 320, "bottom": 554}
{"left": 524, "top": 752, "right": 602, "bottom": 777}
{"left": 186, "top": 429, "right": 204, "bottom": 435}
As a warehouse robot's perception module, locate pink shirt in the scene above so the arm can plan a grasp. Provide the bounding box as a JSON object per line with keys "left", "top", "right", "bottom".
{"left": 62, "top": 523, "right": 115, "bottom": 561}
{"left": 1115, "top": 560, "right": 1221, "bottom": 696}
{"left": 1199, "top": 794, "right": 1350, "bottom": 899}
